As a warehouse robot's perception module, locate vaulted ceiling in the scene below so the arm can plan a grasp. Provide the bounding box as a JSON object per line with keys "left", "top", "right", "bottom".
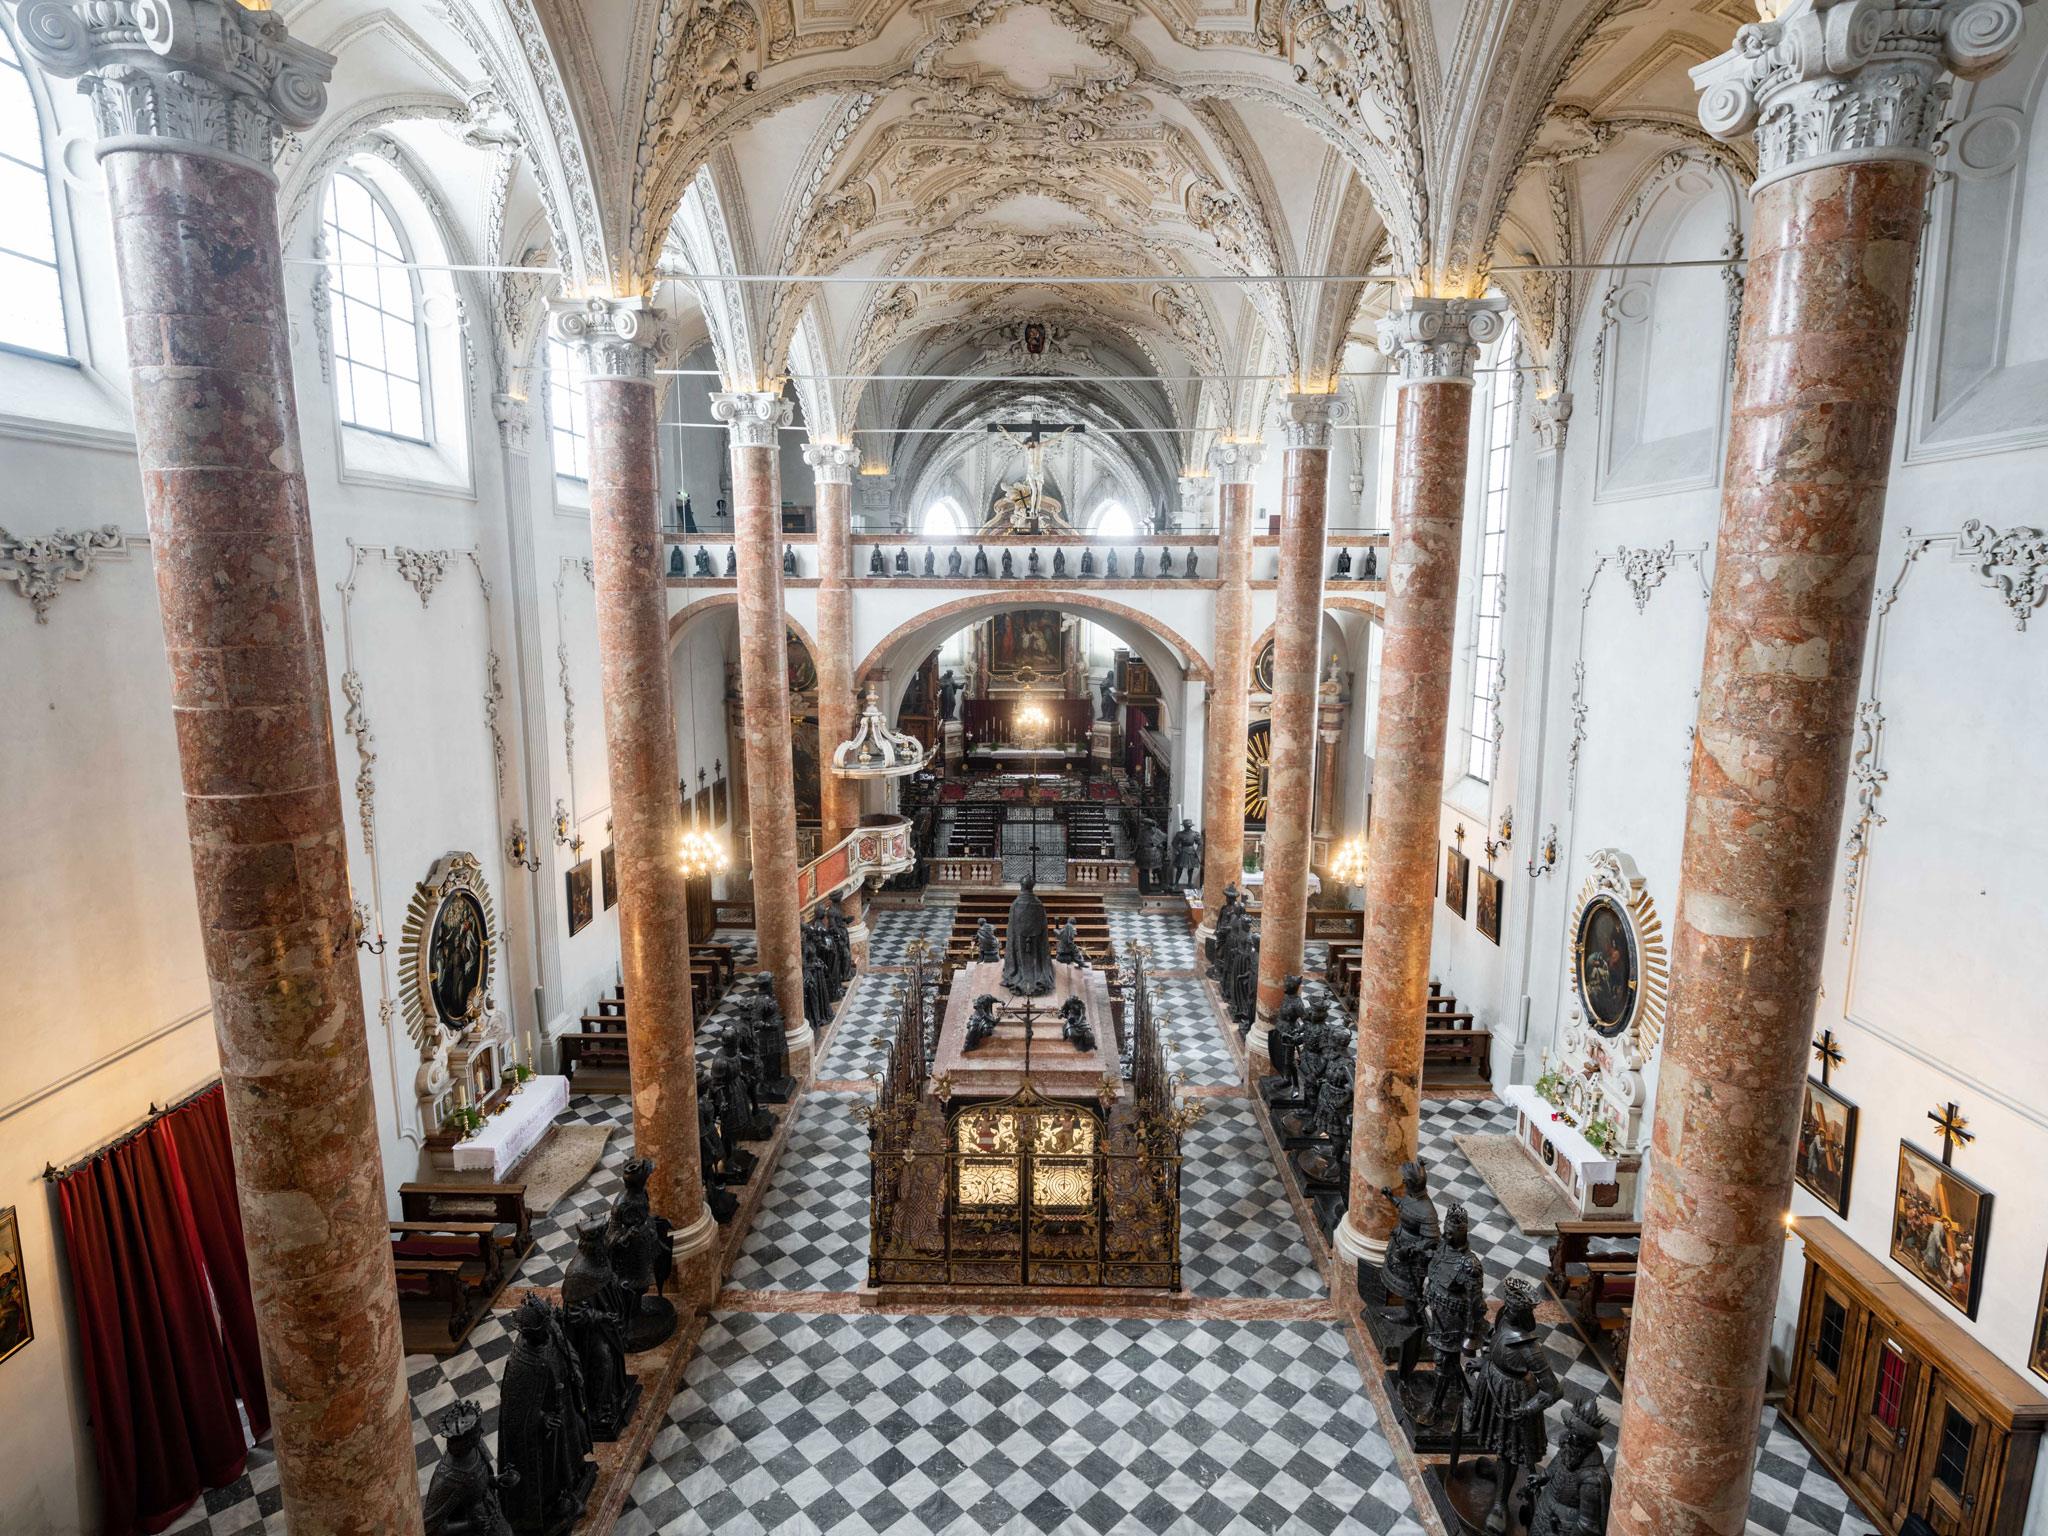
{"left": 292, "top": 0, "right": 1760, "bottom": 471}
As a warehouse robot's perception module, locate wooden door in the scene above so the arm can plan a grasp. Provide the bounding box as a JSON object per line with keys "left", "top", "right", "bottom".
{"left": 1792, "top": 1266, "right": 1864, "bottom": 1458}
{"left": 1846, "top": 1324, "right": 1924, "bottom": 1524}
{"left": 1910, "top": 1377, "right": 1996, "bottom": 1536}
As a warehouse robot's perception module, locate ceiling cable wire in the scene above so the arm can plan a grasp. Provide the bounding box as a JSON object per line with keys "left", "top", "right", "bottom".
{"left": 287, "top": 257, "right": 1740, "bottom": 280}
{"left": 649, "top": 366, "right": 1537, "bottom": 383}
{"left": 662, "top": 422, "right": 1395, "bottom": 437}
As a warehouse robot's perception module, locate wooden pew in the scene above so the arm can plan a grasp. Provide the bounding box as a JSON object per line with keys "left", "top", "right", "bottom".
{"left": 1546, "top": 1219, "right": 1642, "bottom": 1386}
{"left": 391, "top": 1181, "right": 535, "bottom": 1353}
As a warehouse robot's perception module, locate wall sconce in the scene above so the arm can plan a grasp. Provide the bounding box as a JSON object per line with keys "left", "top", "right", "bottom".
{"left": 552, "top": 800, "right": 583, "bottom": 854}
{"left": 1526, "top": 824, "right": 1561, "bottom": 879}
{"left": 351, "top": 898, "right": 387, "bottom": 955}
{"left": 506, "top": 822, "right": 542, "bottom": 873}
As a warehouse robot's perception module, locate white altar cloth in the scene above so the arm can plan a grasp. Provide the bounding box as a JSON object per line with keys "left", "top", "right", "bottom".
{"left": 451, "top": 1074, "right": 568, "bottom": 1178}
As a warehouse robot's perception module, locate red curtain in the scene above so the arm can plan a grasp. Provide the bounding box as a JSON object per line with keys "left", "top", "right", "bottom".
{"left": 58, "top": 1089, "right": 267, "bottom": 1535}
{"left": 160, "top": 1086, "right": 269, "bottom": 1437}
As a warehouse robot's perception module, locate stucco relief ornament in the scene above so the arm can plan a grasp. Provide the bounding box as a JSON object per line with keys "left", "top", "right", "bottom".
{"left": 1690, "top": 0, "right": 2024, "bottom": 189}
{"left": 0, "top": 524, "right": 127, "bottom": 623}
{"left": 550, "top": 296, "right": 666, "bottom": 381}
{"left": 1279, "top": 392, "right": 1351, "bottom": 451}
{"left": 710, "top": 391, "right": 793, "bottom": 450}
{"left": 1952, "top": 520, "right": 2046, "bottom": 630}
{"left": 1615, "top": 542, "right": 1676, "bottom": 613}
{"left": 1209, "top": 440, "right": 1263, "bottom": 485}
{"left": 392, "top": 546, "right": 452, "bottom": 609}
{"left": 491, "top": 391, "right": 535, "bottom": 455}
{"left": 1530, "top": 392, "right": 1573, "bottom": 454}
{"left": 802, "top": 441, "right": 861, "bottom": 486}
{"left": 1375, "top": 297, "right": 1507, "bottom": 384}
{"left": 16, "top": 0, "right": 335, "bottom": 178}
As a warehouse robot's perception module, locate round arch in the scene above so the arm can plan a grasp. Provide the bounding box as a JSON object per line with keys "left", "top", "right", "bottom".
{"left": 856, "top": 590, "right": 1213, "bottom": 694}
{"left": 666, "top": 593, "right": 822, "bottom": 664}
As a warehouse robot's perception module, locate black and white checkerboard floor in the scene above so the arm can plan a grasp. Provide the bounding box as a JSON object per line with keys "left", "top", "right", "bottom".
{"left": 617, "top": 1312, "right": 1428, "bottom": 1536}
{"left": 1106, "top": 908, "right": 1198, "bottom": 971}
{"left": 727, "top": 1091, "right": 874, "bottom": 1294}
{"left": 1181, "top": 1099, "right": 1325, "bottom": 1299}
{"left": 1148, "top": 975, "right": 1240, "bottom": 1087}
{"left": 816, "top": 972, "right": 907, "bottom": 1081}
{"left": 868, "top": 905, "right": 958, "bottom": 965}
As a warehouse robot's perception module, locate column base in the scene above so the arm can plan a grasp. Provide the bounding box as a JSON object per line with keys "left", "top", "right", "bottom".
{"left": 669, "top": 1202, "right": 722, "bottom": 1310}
{"left": 1246, "top": 1015, "right": 1274, "bottom": 1073}
{"left": 846, "top": 920, "right": 871, "bottom": 970}
{"left": 1332, "top": 1210, "right": 1385, "bottom": 1267}
{"left": 785, "top": 1023, "right": 815, "bottom": 1087}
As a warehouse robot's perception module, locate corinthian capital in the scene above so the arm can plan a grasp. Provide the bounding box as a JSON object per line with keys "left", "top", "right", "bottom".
{"left": 16, "top": 0, "right": 334, "bottom": 177}
{"left": 551, "top": 297, "right": 665, "bottom": 382}
{"left": 1280, "top": 392, "right": 1349, "bottom": 451}
{"left": 1210, "top": 441, "right": 1264, "bottom": 484}
{"left": 1692, "top": 0, "right": 2024, "bottom": 189}
{"left": 1375, "top": 297, "right": 1506, "bottom": 385}
{"left": 711, "top": 391, "right": 793, "bottom": 450}
{"left": 803, "top": 441, "right": 861, "bottom": 484}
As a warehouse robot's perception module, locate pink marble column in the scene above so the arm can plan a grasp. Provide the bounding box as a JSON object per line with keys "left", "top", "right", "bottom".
{"left": 1613, "top": 9, "right": 2023, "bottom": 1530}
{"left": 806, "top": 441, "right": 868, "bottom": 961}
{"left": 1332, "top": 298, "right": 1501, "bottom": 1268}
{"left": 1252, "top": 395, "right": 1341, "bottom": 1066}
{"left": 713, "top": 393, "right": 812, "bottom": 1073}
{"left": 19, "top": 8, "right": 420, "bottom": 1530}
{"left": 1199, "top": 445, "right": 1261, "bottom": 929}
{"left": 554, "top": 299, "right": 720, "bottom": 1305}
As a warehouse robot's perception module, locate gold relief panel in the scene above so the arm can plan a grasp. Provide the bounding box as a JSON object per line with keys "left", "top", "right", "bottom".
{"left": 1033, "top": 1109, "right": 1096, "bottom": 1157}
{"left": 957, "top": 1108, "right": 1021, "bottom": 1155}
{"left": 1032, "top": 1161, "right": 1094, "bottom": 1208}
{"left": 957, "top": 1158, "right": 1020, "bottom": 1207}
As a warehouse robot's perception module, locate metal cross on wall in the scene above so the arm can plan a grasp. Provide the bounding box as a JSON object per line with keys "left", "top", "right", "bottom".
{"left": 1812, "top": 1030, "right": 1843, "bottom": 1087}
{"left": 1928, "top": 1100, "right": 1974, "bottom": 1167}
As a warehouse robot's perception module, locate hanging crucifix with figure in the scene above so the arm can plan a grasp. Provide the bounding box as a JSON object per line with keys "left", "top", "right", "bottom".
{"left": 981, "top": 421, "right": 1086, "bottom": 537}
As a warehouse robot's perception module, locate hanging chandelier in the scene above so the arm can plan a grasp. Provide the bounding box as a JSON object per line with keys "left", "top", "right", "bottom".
{"left": 831, "top": 687, "right": 927, "bottom": 779}
{"left": 678, "top": 820, "right": 730, "bottom": 880}
{"left": 1327, "top": 835, "right": 1371, "bottom": 889}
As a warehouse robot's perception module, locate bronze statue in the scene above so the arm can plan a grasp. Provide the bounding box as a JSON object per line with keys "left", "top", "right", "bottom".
{"left": 1457, "top": 1276, "right": 1560, "bottom": 1533}
{"left": 1270, "top": 975, "right": 1307, "bottom": 1084}
{"left": 606, "top": 1159, "right": 678, "bottom": 1351}
{"left": 1053, "top": 548, "right": 1067, "bottom": 577}
{"left": 1056, "top": 916, "right": 1087, "bottom": 968}
{"left": 1420, "top": 1205, "right": 1487, "bottom": 1421}
{"left": 783, "top": 544, "right": 798, "bottom": 577}
{"left": 1332, "top": 547, "right": 1352, "bottom": 579}
{"left": 1098, "top": 673, "right": 1116, "bottom": 721}
{"left": 964, "top": 993, "right": 1001, "bottom": 1053}
{"left": 692, "top": 545, "right": 714, "bottom": 578}
{"left": 752, "top": 981, "right": 795, "bottom": 1101}
{"left": 1170, "top": 820, "right": 1203, "bottom": 886}
{"left": 1059, "top": 994, "right": 1095, "bottom": 1053}
{"left": 974, "top": 917, "right": 999, "bottom": 962}
{"left": 869, "top": 545, "right": 886, "bottom": 575}
{"left": 1027, "top": 547, "right": 1042, "bottom": 578}
{"left": 1104, "top": 547, "right": 1118, "bottom": 578}
{"left": 424, "top": 1399, "right": 515, "bottom": 1536}
{"left": 709, "top": 1027, "right": 774, "bottom": 1142}
{"left": 1379, "top": 1161, "right": 1441, "bottom": 1323}
{"left": 724, "top": 546, "right": 736, "bottom": 577}
{"left": 923, "top": 546, "right": 936, "bottom": 576}
{"left": 1526, "top": 1398, "right": 1611, "bottom": 1536}
{"left": 947, "top": 546, "right": 963, "bottom": 577}
{"left": 1183, "top": 547, "right": 1198, "bottom": 578}
{"left": 497, "top": 1298, "right": 596, "bottom": 1535}
{"left": 1000, "top": 875, "right": 1055, "bottom": 996}
{"left": 1000, "top": 548, "right": 1015, "bottom": 579}
{"left": 697, "top": 1086, "right": 739, "bottom": 1221}
{"left": 559, "top": 1224, "right": 641, "bottom": 1439}
{"left": 1079, "top": 547, "right": 1096, "bottom": 577}
{"left": 894, "top": 546, "right": 911, "bottom": 573}
{"left": 973, "top": 545, "right": 990, "bottom": 577}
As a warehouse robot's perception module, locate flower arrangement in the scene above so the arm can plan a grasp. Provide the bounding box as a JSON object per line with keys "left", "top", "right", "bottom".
{"left": 1584, "top": 1115, "right": 1619, "bottom": 1156}
{"left": 1534, "top": 1069, "right": 1565, "bottom": 1107}
{"left": 508, "top": 1062, "right": 535, "bottom": 1088}
{"left": 444, "top": 1104, "right": 486, "bottom": 1140}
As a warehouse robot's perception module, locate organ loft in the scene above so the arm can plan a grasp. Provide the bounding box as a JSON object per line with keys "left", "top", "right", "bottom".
{"left": 3, "top": 1, "right": 2045, "bottom": 1534}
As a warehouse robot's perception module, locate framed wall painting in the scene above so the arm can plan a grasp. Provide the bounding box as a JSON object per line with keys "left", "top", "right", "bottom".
{"left": 2031, "top": 1254, "right": 2048, "bottom": 1385}
{"left": 566, "top": 859, "right": 595, "bottom": 937}
{"left": 1795, "top": 1079, "right": 1858, "bottom": 1217}
{"left": 601, "top": 844, "right": 618, "bottom": 911}
{"left": 1443, "top": 845, "right": 1470, "bottom": 920}
{"left": 0, "top": 1206, "right": 31, "bottom": 1367}
{"left": 1889, "top": 1141, "right": 1993, "bottom": 1320}
{"left": 1476, "top": 868, "right": 1503, "bottom": 945}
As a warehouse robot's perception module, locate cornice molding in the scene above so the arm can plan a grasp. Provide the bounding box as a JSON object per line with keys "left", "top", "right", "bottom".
{"left": 17, "top": 0, "right": 334, "bottom": 178}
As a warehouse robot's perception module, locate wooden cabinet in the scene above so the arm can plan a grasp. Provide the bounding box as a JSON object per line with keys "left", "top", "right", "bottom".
{"left": 1785, "top": 1218, "right": 2048, "bottom": 1536}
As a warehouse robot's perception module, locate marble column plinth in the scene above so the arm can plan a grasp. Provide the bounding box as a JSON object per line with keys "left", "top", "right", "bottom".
{"left": 1252, "top": 440, "right": 1331, "bottom": 1065}
{"left": 1611, "top": 158, "right": 1931, "bottom": 1536}
{"left": 1199, "top": 475, "right": 1256, "bottom": 928}
{"left": 583, "top": 372, "right": 719, "bottom": 1308}
{"left": 730, "top": 441, "right": 811, "bottom": 1075}
{"left": 106, "top": 146, "right": 421, "bottom": 1532}
{"left": 1336, "top": 378, "right": 1474, "bottom": 1267}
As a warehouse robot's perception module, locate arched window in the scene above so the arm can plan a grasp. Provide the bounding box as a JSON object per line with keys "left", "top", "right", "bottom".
{"left": 546, "top": 334, "right": 590, "bottom": 481}
{"left": 322, "top": 171, "right": 428, "bottom": 441}
{"left": 922, "top": 497, "right": 965, "bottom": 536}
{"left": 0, "top": 24, "right": 67, "bottom": 358}
{"left": 1464, "top": 318, "right": 1519, "bottom": 783}
{"left": 1091, "top": 499, "right": 1136, "bottom": 539}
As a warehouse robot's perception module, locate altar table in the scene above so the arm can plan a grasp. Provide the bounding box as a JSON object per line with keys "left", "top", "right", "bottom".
{"left": 451, "top": 1074, "right": 569, "bottom": 1178}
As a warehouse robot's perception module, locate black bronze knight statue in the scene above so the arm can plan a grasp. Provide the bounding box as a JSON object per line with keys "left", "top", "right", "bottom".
{"left": 424, "top": 1400, "right": 514, "bottom": 1536}
{"left": 558, "top": 1223, "right": 642, "bottom": 1439}
{"left": 496, "top": 1298, "right": 596, "bottom": 1536}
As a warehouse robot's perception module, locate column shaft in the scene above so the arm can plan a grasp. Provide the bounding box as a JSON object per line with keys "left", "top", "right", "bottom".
{"left": 1339, "top": 378, "right": 1473, "bottom": 1253}
{"left": 727, "top": 419, "right": 811, "bottom": 1069}
{"left": 582, "top": 369, "right": 716, "bottom": 1300}
{"left": 1252, "top": 431, "right": 1332, "bottom": 1055}
{"left": 106, "top": 146, "right": 419, "bottom": 1533}
{"left": 1612, "top": 158, "right": 1930, "bottom": 1536}
{"left": 1199, "top": 473, "right": 1256, "bottom": 921}
{"left": 814, "top": 479, "right": 860, "bottom": 850}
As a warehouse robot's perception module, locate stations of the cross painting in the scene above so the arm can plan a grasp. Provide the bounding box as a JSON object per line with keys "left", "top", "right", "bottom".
{"left": 982, "top": 420, "right": 1087, "bottom": 536}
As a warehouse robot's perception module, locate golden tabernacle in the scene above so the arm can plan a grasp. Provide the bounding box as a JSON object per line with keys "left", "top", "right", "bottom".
{"left": 863, "top": 945, "right": 1190, "bottom": 1296}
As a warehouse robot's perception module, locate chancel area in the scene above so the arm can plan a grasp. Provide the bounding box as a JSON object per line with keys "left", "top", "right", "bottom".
{"left": 4, "top": 0, "right": 2048, "bottom": 1533}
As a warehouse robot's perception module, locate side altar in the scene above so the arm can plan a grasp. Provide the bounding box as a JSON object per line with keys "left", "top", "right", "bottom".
{"left": 864, "top": 916, "right": 1192, "bottom": 1297}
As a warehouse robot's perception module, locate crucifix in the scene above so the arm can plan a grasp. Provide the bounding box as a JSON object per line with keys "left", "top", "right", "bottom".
{"left": 1812, "top": 1029, "right": 1843, "bottom": 1087}
{"left": 988, "top": 420, "right": 1086, "bottom": 524}
{"left": 1928, "top": 1101, "right": 1973, "bottom": 1167}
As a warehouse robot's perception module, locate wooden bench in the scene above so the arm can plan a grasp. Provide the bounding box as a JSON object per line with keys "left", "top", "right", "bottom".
{"left": 391, "top": 1183, "right": 534, "bottom": 1354}
{"left": 399, "top": 1181, "right": 534, "bottom": 1268}
{"left": 1546, "top": 1219, "right": 1642, "bottom": 1386}
{"left": 1422, "top": 982, "right": 1489, "bottom": 1087}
